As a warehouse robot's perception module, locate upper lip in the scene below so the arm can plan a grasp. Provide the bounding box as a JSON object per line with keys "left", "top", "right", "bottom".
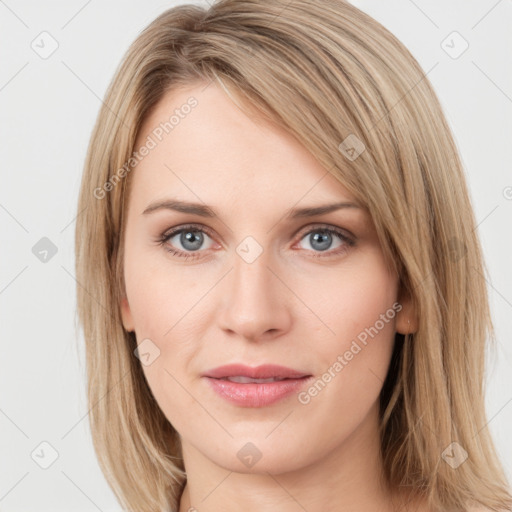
{"left": 202, "top": 364, "right": 311, "bottom": 380}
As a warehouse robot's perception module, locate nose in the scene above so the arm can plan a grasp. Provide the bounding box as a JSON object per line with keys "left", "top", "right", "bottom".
{"left": 217, "top": 246, "right": 292, "bottom": 342}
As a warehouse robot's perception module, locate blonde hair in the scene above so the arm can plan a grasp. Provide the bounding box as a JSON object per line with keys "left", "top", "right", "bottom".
{"left": 74, "top": 1, "right": 512, "bottom": 511}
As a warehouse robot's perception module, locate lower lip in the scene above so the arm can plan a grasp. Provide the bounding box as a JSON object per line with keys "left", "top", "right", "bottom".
{"left": 203, "top": 376, "right": 313, "bottom": 407}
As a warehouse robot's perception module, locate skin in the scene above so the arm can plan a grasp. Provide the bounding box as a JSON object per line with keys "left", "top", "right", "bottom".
{"left": 120, "top": 81, "right": 422, "bottom": 512}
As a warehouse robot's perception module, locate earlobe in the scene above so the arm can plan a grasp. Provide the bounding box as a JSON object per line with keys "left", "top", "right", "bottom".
{"left": 120, "top": 297, "right": 135, "bottom": 332}
{"left": 395, "top": 288, "right": 418, "bottom": 335}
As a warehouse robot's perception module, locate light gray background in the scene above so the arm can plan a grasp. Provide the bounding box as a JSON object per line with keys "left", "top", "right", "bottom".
{"left": 1, "top": 1, "right": 511, "bottom": 510}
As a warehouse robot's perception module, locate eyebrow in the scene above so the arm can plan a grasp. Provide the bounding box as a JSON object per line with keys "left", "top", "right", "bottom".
{"left": 142, "top": 199, "right": 362, "bottom": 219}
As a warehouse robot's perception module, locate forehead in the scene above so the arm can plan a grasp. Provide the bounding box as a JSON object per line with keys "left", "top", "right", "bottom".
{"left": 129, "top": 82, "right": 362, "bottom": 215}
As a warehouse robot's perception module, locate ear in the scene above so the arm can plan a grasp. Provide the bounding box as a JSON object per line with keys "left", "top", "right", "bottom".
{"left": 395, "top": 286, "right": 418, "bottom": 335}
{"left": 120, "top": 296, "right": 135, "bottom": 332}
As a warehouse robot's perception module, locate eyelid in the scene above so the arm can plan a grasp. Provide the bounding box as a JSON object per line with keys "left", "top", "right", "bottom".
{"left": 161, "top": 223, "right": 217, "bottom": 241}
{"left": 292, "top": 223, "right": 355, "bottom": 244}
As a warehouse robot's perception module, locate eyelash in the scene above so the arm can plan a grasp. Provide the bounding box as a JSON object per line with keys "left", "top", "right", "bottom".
{"left": 157, "top": 223, "right": 355, "bottom": 261}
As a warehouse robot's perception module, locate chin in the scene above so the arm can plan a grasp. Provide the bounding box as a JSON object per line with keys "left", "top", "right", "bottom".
{"left": 204, "top": 437, "right": 315, "bottom": 476}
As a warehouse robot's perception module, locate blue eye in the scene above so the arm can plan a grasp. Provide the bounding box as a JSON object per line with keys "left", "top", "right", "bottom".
{"left": 159, "top": 225, "right": 215, "bottom": 259}
{"left": 170, "top": 230, "right": 208, "bottom": 251}
{"left": 295, "top": 226, "right": 354, "bottom": 258}
{"left": 300, "top": 229, "right": 343, "bottom": 252}
{"left": 158, "top": 224, "right": 355, "bottom": 260}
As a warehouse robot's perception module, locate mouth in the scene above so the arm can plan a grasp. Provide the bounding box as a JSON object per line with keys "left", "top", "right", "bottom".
{"left": 201, "top": 364, "right": 313, "bottom": 407}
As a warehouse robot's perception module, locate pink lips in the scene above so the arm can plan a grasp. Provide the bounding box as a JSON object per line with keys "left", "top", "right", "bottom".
{"left": 202, "top": 364, "right": 313, "bottom": 407}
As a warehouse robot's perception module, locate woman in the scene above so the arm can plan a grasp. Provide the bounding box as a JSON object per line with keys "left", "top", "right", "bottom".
{"left": 75, "top": 1, "right": 512, "bottom": 511}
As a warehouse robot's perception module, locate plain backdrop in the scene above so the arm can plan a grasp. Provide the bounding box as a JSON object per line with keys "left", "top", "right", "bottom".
{"left": 1, "top": 1, "right": 511, "bottom": 510}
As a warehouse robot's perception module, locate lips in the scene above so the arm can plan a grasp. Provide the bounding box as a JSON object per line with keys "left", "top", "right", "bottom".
{"left": 201, "top": 364, "right": 313, "bottom": 407}
{"left": 202, "top": 363, "right": 311, "bottom": 380}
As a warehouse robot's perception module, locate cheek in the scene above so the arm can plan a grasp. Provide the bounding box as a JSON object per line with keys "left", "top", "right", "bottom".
{"left": 125, "top": 267, "right": 202, "bottom": 430}
{"left": 300, "top": 253, "right": 398, "bottom": 419}
{"left": 123, "top": 242, "right": 204, "bottom": 338}
{"left": 312, "top": 248, "right": 398, "bottom": 342}
{"left": 123, "top": 249, "right": 207, "bottom": 417}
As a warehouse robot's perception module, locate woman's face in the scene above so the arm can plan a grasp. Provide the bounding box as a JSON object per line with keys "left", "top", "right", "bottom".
{"left": 120, "top": 81, "right": 413, "bottom": 474}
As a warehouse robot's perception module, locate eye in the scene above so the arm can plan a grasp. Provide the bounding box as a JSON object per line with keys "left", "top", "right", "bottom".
{"left": 158, "top": 224, "right": 217, "bottom": 260}
{"left": 157, "top": 223, "right": 355, "bottom": 260}
{"left": 295, "top": 225, "right": 355, "bottom": 257}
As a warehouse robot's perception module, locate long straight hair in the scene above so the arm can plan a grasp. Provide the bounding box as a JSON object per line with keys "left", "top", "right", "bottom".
{"left": 75, "top": 1, "right": 512, "bottom": 510}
